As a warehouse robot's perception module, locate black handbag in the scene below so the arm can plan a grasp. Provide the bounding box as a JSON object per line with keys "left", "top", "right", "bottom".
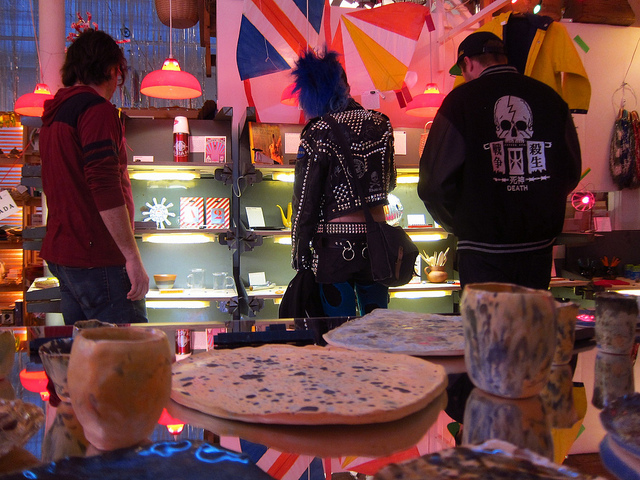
{"left": 323, "top": 115, "right": 418, "bottom": 287}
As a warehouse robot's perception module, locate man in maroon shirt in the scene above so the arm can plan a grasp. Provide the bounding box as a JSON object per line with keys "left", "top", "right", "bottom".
{"left": 40, "top": 29, "right": 148, "bottom": 324}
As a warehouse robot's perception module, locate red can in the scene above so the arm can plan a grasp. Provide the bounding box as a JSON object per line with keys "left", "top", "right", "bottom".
{"left": 175, "top": 329, "right": 191, "bottom": 355}
{"left": 173, "top": 132, "right": 189, "bottom": 162}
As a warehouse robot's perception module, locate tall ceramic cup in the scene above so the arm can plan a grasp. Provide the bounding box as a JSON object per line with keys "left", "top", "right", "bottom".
{"left": 460, "top": 282, "right": 557, "bottom": 399}
{"left": 595, "top": 292, "right": 638, "bottom": 355}
{"left": 67, "top": 327, "right": 172, "bottom": 451}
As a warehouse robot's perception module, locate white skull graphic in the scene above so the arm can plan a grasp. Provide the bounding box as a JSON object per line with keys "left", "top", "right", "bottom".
{"left": 494, "top": 96, "right": 533, "bottom": 144}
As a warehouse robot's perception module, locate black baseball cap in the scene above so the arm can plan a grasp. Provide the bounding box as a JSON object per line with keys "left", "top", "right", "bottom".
{"left": 449, "top": 31, "right": 505, "bottom": 76}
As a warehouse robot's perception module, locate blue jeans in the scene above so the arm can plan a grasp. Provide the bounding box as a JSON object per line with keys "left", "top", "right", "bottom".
{"left": 319, "top": 281, "right": 388, "bottom": 317}
{"left": 48, "top": 263, "right": 148, "bottom": 325}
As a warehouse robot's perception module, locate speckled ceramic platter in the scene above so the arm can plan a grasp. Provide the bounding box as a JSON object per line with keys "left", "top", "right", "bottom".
{"left": 374, "top": 439, "right": 607, "bottom": 480}
{"left": 171, "top": 344, "right": 447, "bottom": 425}
{"left": 0, "top": 399, "right": 45, "bottom": 457}
{"left": 600, "top": 393, "right": 640, "bottom": 457}
{"left": 166, "top": 391, "right": 447, "bottom": 458}
{"left": 323, "top": 309, "right": 465, "bottom": 356}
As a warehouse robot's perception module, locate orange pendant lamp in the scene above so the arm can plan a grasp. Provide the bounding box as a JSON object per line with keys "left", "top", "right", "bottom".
{"left": 14, "top": 83, "right": 54, "bottom": 117}
{"left": 140, "top": 0, "right": 202, "bottom": 100}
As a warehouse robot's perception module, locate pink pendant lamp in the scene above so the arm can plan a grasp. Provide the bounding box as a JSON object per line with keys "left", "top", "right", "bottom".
{"left": 405, "top": 30, "right": 444, "bottom": 119}
{"left": 405, "top": 82, "right": 444, "bottom": 118}
{"left": 141, "top": 0, "right": 202, "bottom": 100}
{"left": 14, "top": 83, "right": 54, "bottom": 117}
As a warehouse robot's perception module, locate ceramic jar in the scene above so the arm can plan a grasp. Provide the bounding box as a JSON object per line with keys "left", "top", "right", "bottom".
{"left": 460, "top": 282, "right": 557, "bottom": 398}
{"left": 67, "top": 327, "right": 172, "bottom": 451}
{"left": 595, "top": 292, "right": 638, "bottom": 355}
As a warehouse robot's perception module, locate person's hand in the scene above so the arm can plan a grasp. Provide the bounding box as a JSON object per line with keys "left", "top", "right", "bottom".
{"left": 125, "top": 257, "right": 149, "bottom": 301}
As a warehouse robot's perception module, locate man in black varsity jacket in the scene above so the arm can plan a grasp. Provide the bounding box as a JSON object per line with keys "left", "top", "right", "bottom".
{"left": 418, "top": 31, "right": 581, "bottom": 290}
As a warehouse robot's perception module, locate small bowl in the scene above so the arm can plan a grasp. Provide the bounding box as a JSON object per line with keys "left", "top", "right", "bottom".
{"left": 38, "top": 338, "right": 73, "bottom": 402}
{"left": 154, "top": 274, "right": 176, "bottom": 290}
{"left": 72, "top": 319, "right": 116, "bottom": 338}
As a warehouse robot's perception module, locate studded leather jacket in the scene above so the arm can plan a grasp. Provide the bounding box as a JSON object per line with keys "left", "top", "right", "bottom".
{"left": 292, "top": 100, "right": 396, "bottom": 270}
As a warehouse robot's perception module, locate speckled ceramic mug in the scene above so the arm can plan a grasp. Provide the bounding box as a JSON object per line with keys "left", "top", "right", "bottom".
{"left": 461, "top": 283, "right": 557, "bottom": 399}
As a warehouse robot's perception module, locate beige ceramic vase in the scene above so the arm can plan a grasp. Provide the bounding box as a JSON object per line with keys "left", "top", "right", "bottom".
{"left": 425, "top": 266, "right": 448, "bottom": 283}
{"left": 460, "top": 282, "right": 557, "bottom": 399}
{"left": 67, "top": 327, "right": 172, "bottom": 451}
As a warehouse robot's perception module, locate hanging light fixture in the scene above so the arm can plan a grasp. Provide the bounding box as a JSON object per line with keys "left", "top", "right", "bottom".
{"left": 406, "top": 25, "right": 444, "bottom": 118}
{"left": 15, "top": 83, "right": 54, "bottom": 117}
{"left": 141, "top": 0, "right": 202, "bottom": 99}
{"left": 14, "top": 1, "right": 54, "bottom": 117}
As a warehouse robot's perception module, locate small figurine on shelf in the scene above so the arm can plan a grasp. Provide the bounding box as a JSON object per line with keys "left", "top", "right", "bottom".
{"left": 276, "top": 203, "right": 292, "bottom": 229}
{"left": 421, "top": 247, "right": 449, "bottom": 283}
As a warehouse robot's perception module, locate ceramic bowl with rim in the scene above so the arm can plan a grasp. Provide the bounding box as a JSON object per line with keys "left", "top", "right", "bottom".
{"left": 38, "top": 337, "right": 74, "bottom": 403}
{"left": 154, "top": 274, "right": 176, "bottom": 290}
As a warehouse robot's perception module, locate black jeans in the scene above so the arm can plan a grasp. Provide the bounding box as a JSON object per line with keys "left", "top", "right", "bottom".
{"left": 457, "top": 248, "right": 553, "bottom": 290}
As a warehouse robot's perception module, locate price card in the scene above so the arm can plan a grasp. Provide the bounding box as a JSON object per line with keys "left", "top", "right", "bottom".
{"left": 0, "top": 190, "right": 18, "bottom": 222}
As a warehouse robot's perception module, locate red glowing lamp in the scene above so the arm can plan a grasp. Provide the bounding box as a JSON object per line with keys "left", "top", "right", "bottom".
{"left": 158, "top": 408, "right": 185, "bottom": 435}
{"left": 14, "top": 83, "right": 54, "bottom": 117}
{"left": 19, "top": 368, "right": 50, "bottom": 401}
{"left": 140, "top": 58, "right": 202, "bottom": 100}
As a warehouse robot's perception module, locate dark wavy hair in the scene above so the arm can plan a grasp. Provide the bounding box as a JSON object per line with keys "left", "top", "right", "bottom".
{"left": 292, "top": 49, "right": 350, "bottom": 119}
{"left": 61, "top": 29, "right": 127, "bottom": 88}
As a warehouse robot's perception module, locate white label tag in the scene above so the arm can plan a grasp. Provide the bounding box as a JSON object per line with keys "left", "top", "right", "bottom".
{"left": 0, "top": 190, "right": 18, "bottom": 222}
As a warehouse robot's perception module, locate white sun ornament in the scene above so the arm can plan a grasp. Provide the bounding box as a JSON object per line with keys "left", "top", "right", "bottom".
{"left": 142, "top": 197, "right": 176, "bottom": 228}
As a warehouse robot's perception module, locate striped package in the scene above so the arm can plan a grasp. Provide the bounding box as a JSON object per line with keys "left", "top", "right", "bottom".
{"left": 179, "top": 197, "right": 204, "bottom": 229}
{"left": 206, "top": 197, "right": 230, "bottom": 229}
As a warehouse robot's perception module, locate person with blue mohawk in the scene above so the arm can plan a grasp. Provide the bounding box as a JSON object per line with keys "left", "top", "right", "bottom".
{"left": 289, "top": 49, "right": 396, "bottom": 317}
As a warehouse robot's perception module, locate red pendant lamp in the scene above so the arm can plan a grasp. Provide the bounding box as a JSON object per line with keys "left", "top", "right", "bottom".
{"left": 141, "top": 0, "right": 202, "bottom": 100}
{"left": 14, "top": 83, "right": 54, "bottom": 117}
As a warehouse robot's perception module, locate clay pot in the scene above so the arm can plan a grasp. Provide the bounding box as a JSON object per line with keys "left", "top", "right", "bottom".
{"left": 460, "top": 282, "right": 556, "bottom": 398}
{"left": 67, "top": 327, "right": 172, "bottom": 451}
{"left": 426, "top": 266, "right": 448, "bottom": 283}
